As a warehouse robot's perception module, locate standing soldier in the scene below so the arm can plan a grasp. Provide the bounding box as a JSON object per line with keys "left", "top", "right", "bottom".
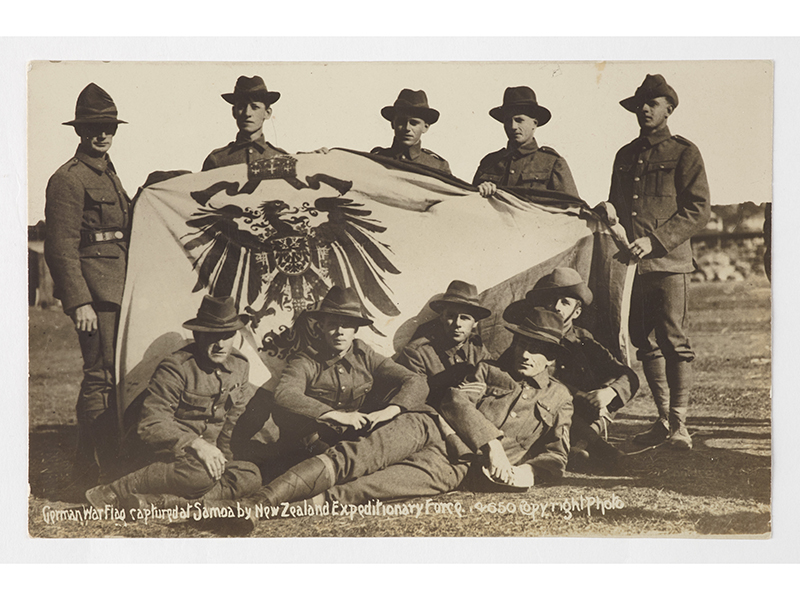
{"left": 603, "top": 74, "right": 710, "bottom": 450}
{"left": 474, "top": 86, "right": 579, "bottom": 199}
{"left": 202, "top": 75, "right": 286, "bottom": 171}
{"left": 371, "top": 89, "right": 451, "bottom": 175}
{"left": 45, "top": 83, "right": 131, "bottom": 489}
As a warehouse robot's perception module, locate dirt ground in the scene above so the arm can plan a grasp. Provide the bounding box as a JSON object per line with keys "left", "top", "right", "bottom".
{"left": 28, "top": 276, "right": 772, "bottom": 538}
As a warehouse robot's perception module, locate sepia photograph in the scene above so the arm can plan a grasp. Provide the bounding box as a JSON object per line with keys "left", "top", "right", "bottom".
{"left": 24, "top": 57, "right": 774, "bottom": 542}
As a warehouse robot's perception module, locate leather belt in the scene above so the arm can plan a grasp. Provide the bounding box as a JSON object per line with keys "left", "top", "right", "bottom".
{"left": 81, "top": 229, "right": 128, "bottom": 245}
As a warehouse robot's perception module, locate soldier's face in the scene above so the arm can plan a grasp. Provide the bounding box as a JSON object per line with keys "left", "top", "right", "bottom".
{"left": 233, "top": 100, "right": 271, "bottom": 134}
{"left": 504, "top": 114, "right": 537, "bottom": 146}
{"left": 76, "top": 123, "right": 116, "bottom": 157}
{"left": 546, "top": 296, "right": 582, "bottom": 329}
{"left": 320, "top": 315, "right": 359, "bottom": 356}
{"left": 392, "top": 115, "right": 429, "bottom": 147}
{"left": 511, "top": 336, "right": 556, "bottom": 379}
{"left": 194, "top": 330, "right": 237, "bottom": 366}
{"left": 637, "top": 96, "right": 673, "bottom": 132}
{"left": 440, "top": 307, "right": 477, "bottom": 346}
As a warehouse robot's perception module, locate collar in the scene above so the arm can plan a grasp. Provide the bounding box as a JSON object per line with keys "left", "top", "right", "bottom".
{"left": 561, "top": 325, "right": 578, "bottom": 343}
{"left": 524, "top": 369, "right": 551, "bottom": 390}
{"left": 507, "top": 138, "right": 539, "bottom": 157}
{"left": 391, "top": 140, "right": 422, "bottom": 160}
{"left": 75, "top": 148, "right": 111, "bottom": 174}
{"left": 233, "top": 132, "right": 268, "bottom": 151}
{"left": 321, "top": 342, "right": 362, "bottom": 370}
{"left": 639, "top": 125, "right": 672, "bottom": 148}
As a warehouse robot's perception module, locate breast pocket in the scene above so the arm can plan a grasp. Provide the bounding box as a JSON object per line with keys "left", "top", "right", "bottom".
{"left": 84, "top": 187, "right": 123, "bottom": 228}
{"left": 518, "top": 164, "right": 550, "bottom": 188}
{"left": 175, "top": 390, "right": 215, "bottom": 421}
{"left": 643, "top": 160, "right": 677, "bottom": 198}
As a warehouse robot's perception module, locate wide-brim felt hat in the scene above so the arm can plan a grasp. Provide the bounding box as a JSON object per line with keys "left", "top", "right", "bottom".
{"left": 525, "top": 267, "right": 593, "bottom": 307}
{"left": 620, "top": 74, "right": 679, "bottom": 113}
{"left": 183, "top": 295, "right": 248, "bottom": 333}
{"left": 307, "top": 286, "right": 373, "bottom": 327}
{"left": 489, "top": 86, "right": 551, "bottom": 126}
{"left": 429, "top": 280, "right": 491, "bottom": 321}
{"left": 222, "top": 75, "right": 281, "bottom": 106}
{"left": 504, "top": 307, "right": 565, "bottom": 350}
{"left": 62, "top": 83, "right": 128, "bottom": 126}
{"left": 381, "top": 89, "right": 440, "bottom": 125}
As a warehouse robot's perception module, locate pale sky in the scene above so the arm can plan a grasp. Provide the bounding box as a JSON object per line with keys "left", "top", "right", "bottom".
{"left": 27, "top": 60, "right": 772, "bottom": 224}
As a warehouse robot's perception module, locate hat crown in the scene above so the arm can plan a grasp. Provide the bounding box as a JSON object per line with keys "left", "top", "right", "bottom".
{"left": 502, "top": 86, "right": 538, "bottom": 106}
{"left": 311, "top": 286, "right": 372, "bottom": 325}
{"left": 534, "top": 267, "right": 583, "bottom": 291}
{"left": 73, "top": 83, "right": 120, "bottom": 123}
{"left": 196, "top": 295, "right": 239, "bottom": 325}
{"left": 393, "top": 89, "right": 431, "bottom": 110}
{"left": 509, "top": 307, "right": 564, "bottom": 344}
{"left": 223, "top": 75, "right": 280, "bottom": 106}
{"left": 429, "top": 280, "right": 492, "bottom": 320}
{"left": 621, "top": 73, "right": 679, "bottom": 111}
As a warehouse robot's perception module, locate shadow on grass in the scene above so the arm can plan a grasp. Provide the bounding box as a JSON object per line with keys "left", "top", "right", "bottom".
{"left": 599, "top": 506, "right": 771, "bottom": 536}
{"left": 29, "top": 424, "right": 81, "bottom": 503}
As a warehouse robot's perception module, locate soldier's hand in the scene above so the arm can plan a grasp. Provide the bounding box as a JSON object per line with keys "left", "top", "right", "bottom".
{"left": 628, "top": 236, "right": 653, "bottom": 260}
{"left": 584, "top": 387, "right": 617, "bottom": 410}
{"left": 483, "top": 439, "right": 513, "bottom": 484}
{"left": 319, "top": 410, "right": 369, "bottom": 431}
{"left": 477, "top": 182, "right": 497, "bottom": 198}
{"left": 71, "top": 304, "right": 98, "bottom": 332}
{"left": 188, "top": 438, "right": 227, "bottom": 481}
{"left": 365, "top": 405, "right": 401, "bottom": 431}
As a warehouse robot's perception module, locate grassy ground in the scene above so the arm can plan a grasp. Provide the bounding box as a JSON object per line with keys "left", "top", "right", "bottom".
{"left": 28, "top": 277, "right": 771, "bottom": 538}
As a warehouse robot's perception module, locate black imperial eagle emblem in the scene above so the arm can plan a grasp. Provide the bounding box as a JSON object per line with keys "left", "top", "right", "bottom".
{"left": 181, "top": 165, "right": 401, "bottom": 346}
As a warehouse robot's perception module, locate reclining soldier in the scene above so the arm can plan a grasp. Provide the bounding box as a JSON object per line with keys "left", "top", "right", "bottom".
{"left": 85, "top": 296, "right": 262, "bottom": 513}
{"left": 229, "top": 307, "right": 572, "bottom": 520}
{"left": 507, "top": 267, "right": 639, "bottom": 472}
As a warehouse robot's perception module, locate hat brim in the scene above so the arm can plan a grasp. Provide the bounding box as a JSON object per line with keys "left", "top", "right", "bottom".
{"left": 182, "top": 317, "right": 247, "bottom": 333}
{"left": 63, "top": 117, "right": 128, "bottom": 126}
{"left": 489, "top": 103, "right": 551, "bottom": 126}
{"left": 525, "top": 282, "right": 593, "bottom": 307}
{"left": 429, "top": 299, "right": 491, "bottom": 321}
{"left": 222, "top": 91, "right": 281, "bottom": 106}
{"left": 381, "top": 105, "right": 440, "bottom": 125}
{"left": 619, "top": 95, "right": 641, "bottom": 113}
{"left": 307, "top": 308, "right": 373, "bottom": 327}
{"left": 504, "top": 323, "right": 564, "bottom": 351}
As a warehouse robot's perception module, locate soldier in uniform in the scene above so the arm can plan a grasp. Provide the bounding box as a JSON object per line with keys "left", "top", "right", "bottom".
{"left": 202, "top": 75, "right": 286, "bottom": 171}
{"left": 601, "top": 74, "right": 711, "bottom": 450}
{"left": 397, "top": 280, "right": 494, "bottom": 402}
{"left": 371, "top": 89, "right": 451, "bottom": 175}
{"left": 509, "top": 267, "right": 639, "bottom": 471}
{"left": 45, "top": 83, "right": 131, "bottom": 488}
{"left": 474, "top": 86, "right": 579, "bottom": 199}
{"left": 85, "top": 296, "right": 262, "bottom": 512}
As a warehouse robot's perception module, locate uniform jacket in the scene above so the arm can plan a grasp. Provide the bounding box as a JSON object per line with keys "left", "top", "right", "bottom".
{"left": 397, "top": 321, "right": 493, "bottom": 399}
{"left": 440, "top": 360, "right": 573, "bottom": 482}
{"left": 473, "top": 139, "right": 580, "bottom": 198}
{"left": 608, "top": 126, "right": 711, "bottom": 274}
{"left": 557, "top": 325, "right": 639, "bottom": 413}
{"left": 371, "top": 142, "right": 451, "bottom": 174}
{"left": 137, "top": 344, "right": 252, "bottom": 460}
{"left": 202, "top": 133, "right": 286, "bottom": 171}
{"left": 274, "top": 339, "right": 429, "bottom": 421}
{"left": 44, "top": 148, "right": 131, "bottom": 313}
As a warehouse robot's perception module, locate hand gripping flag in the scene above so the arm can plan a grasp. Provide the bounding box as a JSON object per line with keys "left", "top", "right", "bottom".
{"left": 117, "top": 149, "right": 634, "bottom": 425}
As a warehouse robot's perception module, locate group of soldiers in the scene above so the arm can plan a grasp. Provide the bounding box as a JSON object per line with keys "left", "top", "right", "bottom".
{"left": 44, "top": 71, "right": 710, "bottom": 534}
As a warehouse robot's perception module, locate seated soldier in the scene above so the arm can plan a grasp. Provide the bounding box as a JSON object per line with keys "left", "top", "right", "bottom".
{"left": 85, "top": 296, "right": 262, "bottom": 512}
{"left": 230, "top": 307, "right": 572, "bottom": 522}
{"left": 371, "top": 89, "right": 451, "bottom": 175}
{"left": 397, "top": 280, "right": 494, "bottom": 402}
{"left": 202, "top": 75, "right": 286, "bottom": 171}
{"left": 511, "top": 267, "right": 639, "bottom": 472}
{"left": 271, "top": 286, "right": 429, "bottom": 453}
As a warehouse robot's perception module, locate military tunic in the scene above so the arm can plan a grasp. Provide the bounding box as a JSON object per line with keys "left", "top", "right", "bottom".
{"left": 202, "top": 133, "right": 286, "bottom": 171}
{"left": 473, "top": 139, "right": 580, "bottom": 198}
{"left": 371, "top": 141, "right": 451, "bottom": 175}
{"left": 44, "top": 147, "right": 132, "bottom": 475}
{"left": 608, "top": 126, "right": 710, "bottom": 361}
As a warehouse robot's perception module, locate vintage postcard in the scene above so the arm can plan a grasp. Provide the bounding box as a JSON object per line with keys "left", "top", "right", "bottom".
{"left": 26, "top": 58, "right": 772, "bottom": 541}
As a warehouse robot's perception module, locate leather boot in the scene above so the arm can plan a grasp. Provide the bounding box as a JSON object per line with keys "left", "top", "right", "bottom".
{"left": 666, "top": 359, "right": 693, "bottom": 450}
{"left": 85, "top": 463, "right": 169, "bottom": 511}
{"left": 256, "top": 456, "right": 335, "bottom": 507}
{"left": 634, "top": 357, "right": 671, "bottom": 445}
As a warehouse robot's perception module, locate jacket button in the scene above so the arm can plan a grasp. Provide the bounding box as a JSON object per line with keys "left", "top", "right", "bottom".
{"left": 340, "top": 386, "right": 346, "bottom": 392}
{"left": 633, "top": 177, "right": 640, "bottom": 182}
{"left": 509, "top": 169, "right": 515, "bottom": 174}
{"left": 632, "top": 195, "right": 639, "bottom": 199}
{"left": 631, "top": 211, "right": 638, "bottom": 216}
{"left": 637, "top": 159, "right": 643, "bottom": 164}
{"left": 510, "top": 411, "right": 518, "bottom": 418}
